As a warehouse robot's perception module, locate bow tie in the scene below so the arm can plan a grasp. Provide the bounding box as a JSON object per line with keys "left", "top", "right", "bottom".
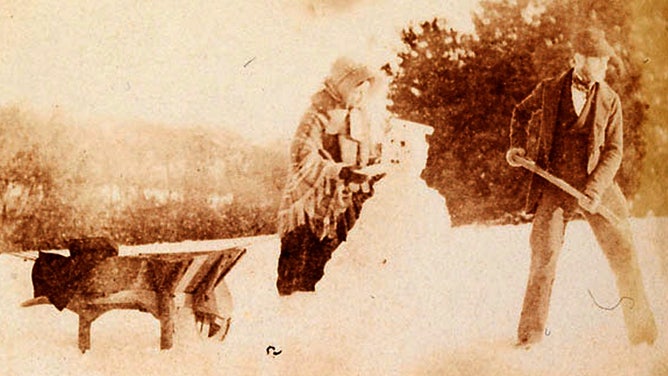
{"left": 572, "top": 73, "right": 593, "bottom": 93}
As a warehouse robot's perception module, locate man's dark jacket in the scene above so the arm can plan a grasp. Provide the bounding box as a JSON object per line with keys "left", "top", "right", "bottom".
{"left": 509, "top": 69, "right": 628, "bottom": 217}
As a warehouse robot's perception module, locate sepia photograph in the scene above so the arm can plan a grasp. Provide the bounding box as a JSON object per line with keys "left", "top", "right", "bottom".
{"left": 0, "top": 0, "right": 667, "bottom": 374}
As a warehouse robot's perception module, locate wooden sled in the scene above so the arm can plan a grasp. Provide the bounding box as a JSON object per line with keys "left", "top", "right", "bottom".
{"left": 23, "top": 247, "right": 245, "bottom": 353}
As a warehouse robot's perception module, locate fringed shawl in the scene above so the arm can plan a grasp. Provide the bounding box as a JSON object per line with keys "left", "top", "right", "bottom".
{"left": 277, "top": 90, "right": 358, "bottom": 240}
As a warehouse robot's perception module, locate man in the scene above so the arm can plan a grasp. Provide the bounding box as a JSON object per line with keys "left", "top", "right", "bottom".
{"left": 506, "top": 27, "right": 657, "bottom": 346}
{"left": 275, "top": 57, "right": 382, "bottom": 296}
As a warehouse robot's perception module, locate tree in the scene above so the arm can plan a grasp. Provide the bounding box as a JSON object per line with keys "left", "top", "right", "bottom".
{"left": 387, "top": 0, "right": 648, "bottom": 225}
{"left": 0, "top": 108, "right": 79, "bottom": 250}
{"left": 629, "top": 0, "right": 668, "bottom": 216}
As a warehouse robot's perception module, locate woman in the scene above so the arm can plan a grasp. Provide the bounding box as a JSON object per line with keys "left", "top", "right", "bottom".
{"left": 276, "top": 57, "right": 382, "bottom": 296}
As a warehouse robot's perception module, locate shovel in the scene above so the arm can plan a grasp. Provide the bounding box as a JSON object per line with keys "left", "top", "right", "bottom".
{"left": 508, "top": 154, "right": 620, "bottom": 224}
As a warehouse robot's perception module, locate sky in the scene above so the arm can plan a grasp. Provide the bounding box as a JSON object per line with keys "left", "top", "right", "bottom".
{"left": 0, "top": 0, "right": 479, "bottom": 144}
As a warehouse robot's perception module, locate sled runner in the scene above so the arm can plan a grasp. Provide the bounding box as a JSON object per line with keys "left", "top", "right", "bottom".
{"left": 508, "top": 154, "right": 620, "bottom": 224}
{"left": 22, "top": 238, "right": 245, "bottom": 353}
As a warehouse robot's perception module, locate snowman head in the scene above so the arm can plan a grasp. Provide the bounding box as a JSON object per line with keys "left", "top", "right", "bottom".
{"left": 383, "top": 118, "right": 434, "bottom": 177}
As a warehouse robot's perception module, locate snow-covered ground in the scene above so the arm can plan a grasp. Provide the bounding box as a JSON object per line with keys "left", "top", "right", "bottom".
{"left": 1, "top": 206, "right": 667, "bottom": 375}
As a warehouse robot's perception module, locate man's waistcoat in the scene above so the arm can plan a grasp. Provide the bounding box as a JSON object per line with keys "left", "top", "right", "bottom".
{"left": 549, "top": 71, "right": 594, "bottom": 191}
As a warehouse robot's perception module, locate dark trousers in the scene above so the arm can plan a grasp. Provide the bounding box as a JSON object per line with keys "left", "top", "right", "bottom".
{"left": 518, "top": 187, "right": 657, "bottom": 344}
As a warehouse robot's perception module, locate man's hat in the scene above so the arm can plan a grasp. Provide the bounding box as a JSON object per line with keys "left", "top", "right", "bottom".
{"left": 572, "top": 27, "right": 614, "bottom": 57}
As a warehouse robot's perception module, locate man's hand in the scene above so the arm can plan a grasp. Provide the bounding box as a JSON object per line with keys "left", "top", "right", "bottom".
{"left": 578, "top": 193, "right": 601, "bottom": 214}
{"left": 506, "top": 147, "right": 527, "bottom": 167}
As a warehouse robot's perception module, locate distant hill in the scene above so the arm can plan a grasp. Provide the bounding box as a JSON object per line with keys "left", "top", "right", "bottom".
{"left": 0, "top": 105, "right": 289, "bottom": 250}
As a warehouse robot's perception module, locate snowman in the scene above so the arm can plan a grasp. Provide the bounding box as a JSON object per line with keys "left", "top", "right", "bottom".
{"left": 317, "top": 117, "right": 452, "bottom": 295}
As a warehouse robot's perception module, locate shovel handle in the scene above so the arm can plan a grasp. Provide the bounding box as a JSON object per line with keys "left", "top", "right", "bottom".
{"left": 509, "top": 154, "right": 620, "bottom": 225}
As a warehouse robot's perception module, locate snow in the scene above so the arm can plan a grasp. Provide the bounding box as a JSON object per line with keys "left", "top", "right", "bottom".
{"left": 1, "top": 175, "right": 667, "bottom": 374}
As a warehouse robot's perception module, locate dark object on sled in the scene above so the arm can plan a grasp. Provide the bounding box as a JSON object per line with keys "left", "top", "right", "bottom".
{"left": 31, "top": 237, "right": 120, "bottom": 311}
{"left": 25, "top": 237, "right": 246, "bottom": 353}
